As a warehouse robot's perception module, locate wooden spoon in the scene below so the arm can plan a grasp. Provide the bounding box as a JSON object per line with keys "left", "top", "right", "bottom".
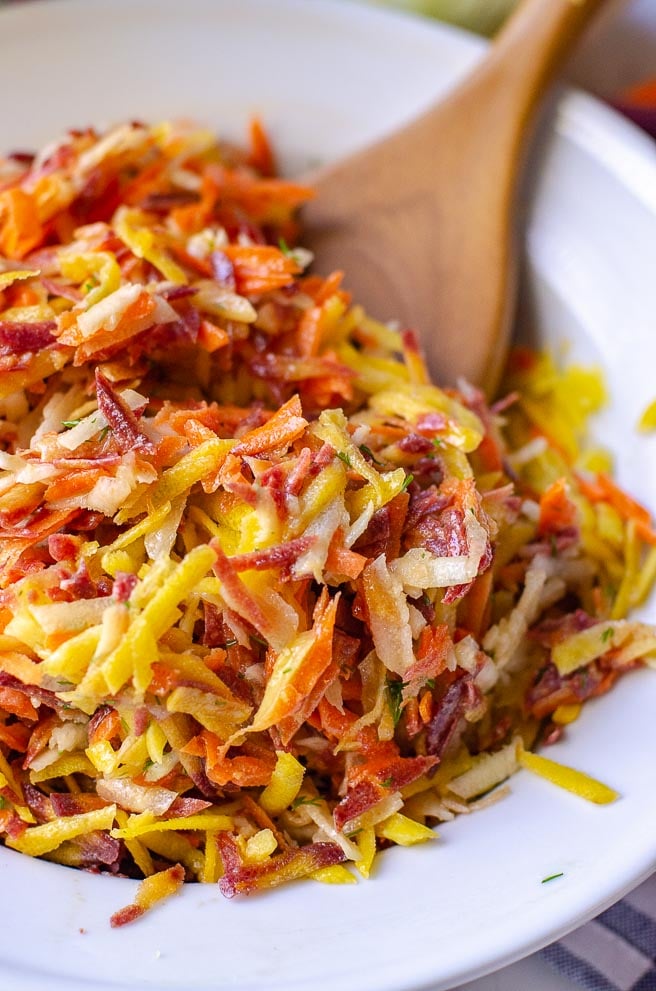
{"left": 302, "top": 0, "right": 609, "bottom": 397}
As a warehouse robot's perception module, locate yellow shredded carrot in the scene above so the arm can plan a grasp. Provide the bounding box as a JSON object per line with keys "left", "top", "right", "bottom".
{"left": 110, "top": 864, "right": 185, "bottom": 927}
{"left": 519, "top": 751, "right": 618, "bottom": 804}
{"left": 8, "top": 805, "right": 117, "bottom": 857}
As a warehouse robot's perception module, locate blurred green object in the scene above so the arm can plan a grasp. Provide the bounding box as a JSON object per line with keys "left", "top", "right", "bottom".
{"left": 374, "top": 0, "right": 518, "bottom": 36}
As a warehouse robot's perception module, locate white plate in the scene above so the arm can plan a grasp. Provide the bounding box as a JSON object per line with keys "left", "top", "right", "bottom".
{"left": 1, "top": 2, "right": 656, "bottom": 990}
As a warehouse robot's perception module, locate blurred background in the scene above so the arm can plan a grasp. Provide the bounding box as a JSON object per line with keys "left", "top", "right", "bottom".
{"left": 372, "top": 0, "right": 654, "bottom": 85}
{"left": 399, "top": 0, "right": 655, "bottom": 135}
{"left": 367, "top": 0, "right": 656, "bottom": 122}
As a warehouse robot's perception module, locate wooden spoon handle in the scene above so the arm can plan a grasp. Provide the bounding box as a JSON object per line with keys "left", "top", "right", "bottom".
{"left": 481, "top": 0, "right": 610, "bottom": 116}
{"left": 429, "top": 0, "right": 611, "bottom": 396}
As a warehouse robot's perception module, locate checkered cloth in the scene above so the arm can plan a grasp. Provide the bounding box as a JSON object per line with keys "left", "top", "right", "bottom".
{"left": 542, "top": 876, "right": 656, "bottom": 991}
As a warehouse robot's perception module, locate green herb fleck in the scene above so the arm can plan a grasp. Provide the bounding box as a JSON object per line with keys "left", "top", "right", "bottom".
{"left": 336, "top": 451, "right": 352, "bottom": 469}
{"left": 601, "top": 627, "right": 614, "bottom": 644}
{"left": 120, "top": 717, "right": 129, "bottom": 734}
{"left": 278, "top": 236, "right": 292, "bottom": 256}
{"left": 143, "top": 759, "right": 155, "bottom": 773}
{"left": 401, "top": 473, "right": 414, "bottom": 492}
{"left": 61, "top": 419, "right": 81, "bottom": 430}
{"left": 98, "top": 425, "right": 111, "bottom": 442}
{"left": 359, "top": 444, "right": 383, "bottom": 466}
{"left": 425, "top": 678, "right": 436, "bottom": 690}
{"left": 83, "top": 280, "right": 95, "bottom": 293}
{"left": 541, "top": 872, "right": 564, "bottom": 884}
{"left": 380, "top": 777, "right": 394, "bottom": 789}
{"left": 55, "top": 678, "right": 74, "bottom": 689}
{"left": 346, "top": 829, "right": 362, "bottom": 839}
{"left": 282, "top": 667, "right": 292, "bottom": 675}
{"left": 386, "top": 677, "right": 408, "bottom": 726}
{"left": 432, "top": 438, "right": 444, "bottom": 448}
{"left": 0, "top": 796, "right": 7, "bottom": 809}
{"left": 249, "top": 633, "right": 268, "bottom": 647}
{"left": 290, "top": 795, "right": 321, "bottom": 810}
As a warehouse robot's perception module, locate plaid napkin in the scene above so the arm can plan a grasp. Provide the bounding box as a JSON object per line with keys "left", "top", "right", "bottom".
{"left": 541, "top": 875, "right": 656, "bottom": 991}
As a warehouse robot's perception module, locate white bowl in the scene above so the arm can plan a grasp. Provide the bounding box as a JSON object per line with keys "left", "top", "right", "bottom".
{"left": 1, "top": 2, "right": 656, "bottom": 990}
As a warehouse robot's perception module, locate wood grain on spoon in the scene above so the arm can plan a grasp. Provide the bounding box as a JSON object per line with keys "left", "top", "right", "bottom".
{"left": 302, "top": 0, "right": 609, "bottom": 397}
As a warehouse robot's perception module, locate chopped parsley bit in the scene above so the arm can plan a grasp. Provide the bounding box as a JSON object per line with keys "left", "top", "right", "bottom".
{"left": 282, "top": 667, "right": 292, "bottom": 675}
{"left": 380, "top": 777, "right": 394, "bottom": 789}
{"left": 143, "top": 758, "right": 155, "bottom": 772}
{"left": 290, "top": 795, "right": 321, "bottom": 810}
{"left": 401, "top": 473, "right": 414, "bottom": 492}
{"left": 425, "top": 678, "right": 436, "bottom": 690}
{"left": 601, "top": 627, "right": 614, "bottom": 644}
{"left": 0, "top": 796, "right": 7, "bottom": 809}
{"left": 346, "top": 829, "right": 362, "bottom": 839}
{"left": 98, "top": 425, "right": 111, "bottom": 442}
{"left": 120, "top": 717, "right": 129, "bottom": 734}
{"left": 359, "top": 444, "right": 383, "bottom": 466}
{"left": 432, "top": 437, "right": 444, "bottom": 448}
{"left": 541, "top": 872, "right": 564, "bottom": 884}
{"left": 550, "top": 534, "right": 558, "bottom": 558}
{"left": 55, "top": 678, "right": 74, "bottom": 689}
{"left": 61, "top": 419, "right": 81, "bottom": 429}
{"left": 83, "top": 280, "right": 95, "bottom": 292}
{"left": 470, "top": 506, "right": 476, "bottom": 515}
{"left": 336, "top": 450, "right": 352, "bottom": 468}
{"left": 278, "top": 236, "right": 292, "bottom": 256}
{"left": 249, "top": 633, "right": 268, "bottom": 647}
{"left": 386, "top": 677, "right": 408, "bottom": 726}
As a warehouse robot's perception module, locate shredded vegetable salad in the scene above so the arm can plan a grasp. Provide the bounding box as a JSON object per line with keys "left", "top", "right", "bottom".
{"left": 0, "top": 120, "right": 655, "bottom": 922}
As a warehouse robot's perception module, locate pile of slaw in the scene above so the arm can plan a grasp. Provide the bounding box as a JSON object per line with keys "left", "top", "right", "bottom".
{"left": 0, "top": 120, "right": 655, "bottom": 920}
